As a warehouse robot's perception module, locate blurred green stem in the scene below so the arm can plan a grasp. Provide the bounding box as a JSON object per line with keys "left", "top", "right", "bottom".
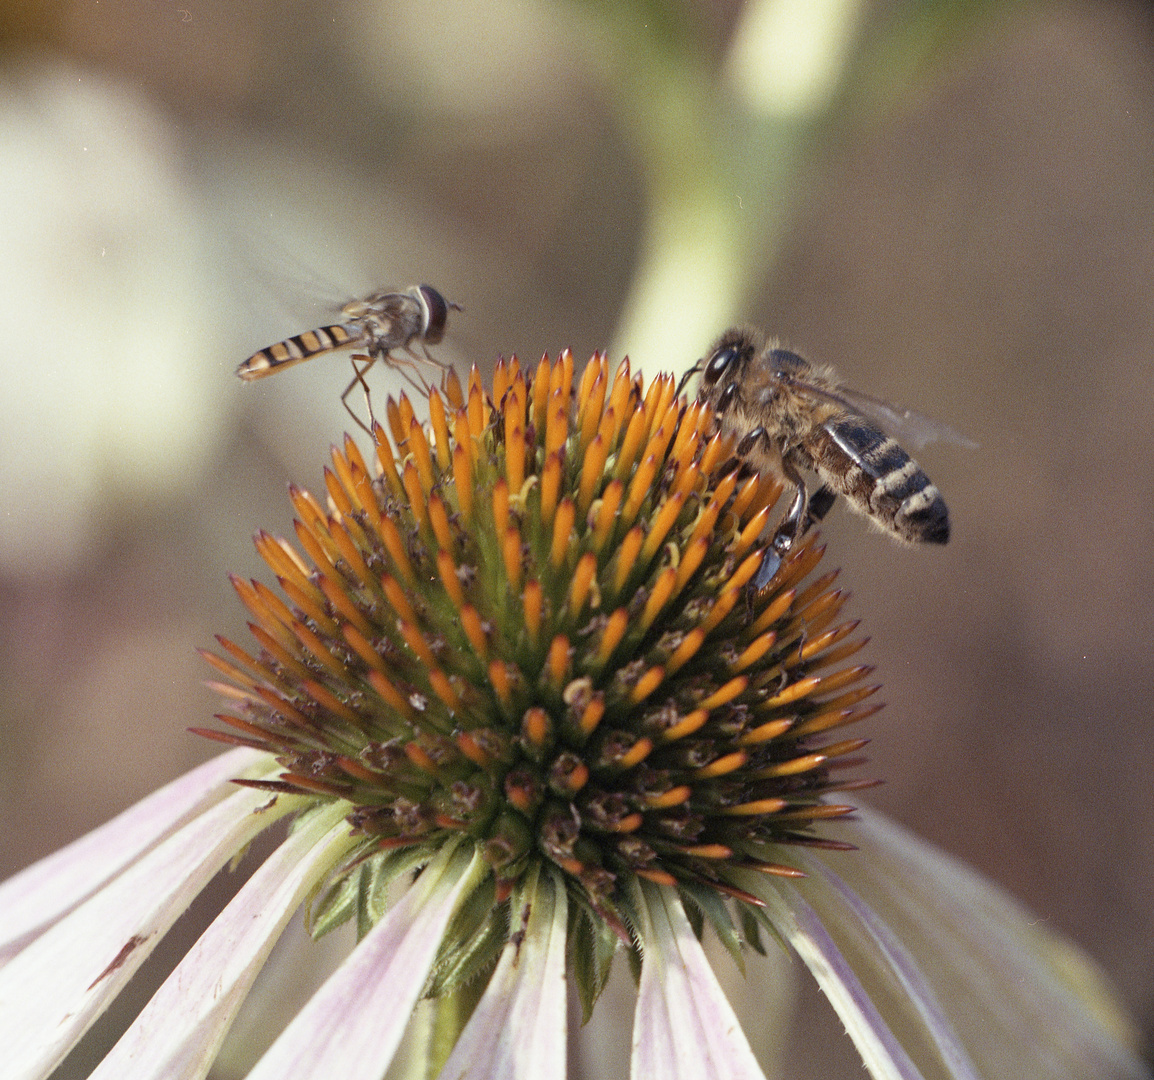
{"left": 568, "top": 0, "right": 1022, "bottom": 369}
{"left": 567, "top": 0, "right": 869, "bottom": 367}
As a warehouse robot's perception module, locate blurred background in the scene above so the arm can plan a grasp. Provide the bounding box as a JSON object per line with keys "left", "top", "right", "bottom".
{"left": 0, "top": 0, "right": 1151, "bottom": 1076}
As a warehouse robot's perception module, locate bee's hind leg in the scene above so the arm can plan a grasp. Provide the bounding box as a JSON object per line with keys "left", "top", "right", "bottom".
{"left": 804, "top": 484, "right": 837, "bottom": 530}
{"left": 771, "top": 461, "right": 811, "bottom": 553}
{"left": 750, "top": 464, "right": 821, "bottom": 595}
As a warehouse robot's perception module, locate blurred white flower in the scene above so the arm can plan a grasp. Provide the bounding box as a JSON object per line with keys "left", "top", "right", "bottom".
{"left": 0, "top": 62, "right": 237, "bottom": 575}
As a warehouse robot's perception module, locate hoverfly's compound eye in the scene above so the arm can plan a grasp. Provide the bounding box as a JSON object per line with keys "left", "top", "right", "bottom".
{"left": 702, "top": 345, "right": 739, "bottom": 387}
{"left": 416, "top": 285, "right": 450, "bottom": 345}
{"left": 715, "top": 381, "right": 739, "bottom": 413}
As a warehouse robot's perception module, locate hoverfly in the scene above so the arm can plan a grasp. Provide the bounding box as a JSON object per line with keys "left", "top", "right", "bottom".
{"left": 237, "top": 284, "right": 459, "bottom": 431}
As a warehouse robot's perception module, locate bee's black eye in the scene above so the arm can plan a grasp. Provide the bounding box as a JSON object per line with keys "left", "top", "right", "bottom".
{"left": 715, "top": 382, "right": 739, "bottom": 413}
{"left": 703, "top": 346, "right": 739, "bottom": 387}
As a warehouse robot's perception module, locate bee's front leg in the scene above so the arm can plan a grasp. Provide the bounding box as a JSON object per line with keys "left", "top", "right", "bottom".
{"left": 753, "top": 466, "right": 843, "bottom": 594}
{"left": 675, "top": 361, "right": 702, "bottom": 399}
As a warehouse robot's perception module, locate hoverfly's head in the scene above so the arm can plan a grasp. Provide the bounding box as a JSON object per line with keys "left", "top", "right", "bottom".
{"left": 696, "top": 327, "right": 762, "bottom": 415}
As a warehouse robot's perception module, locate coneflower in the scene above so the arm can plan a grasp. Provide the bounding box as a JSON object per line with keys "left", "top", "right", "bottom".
{"left": 210, "top": 352, "right": 875, "bottom": 919}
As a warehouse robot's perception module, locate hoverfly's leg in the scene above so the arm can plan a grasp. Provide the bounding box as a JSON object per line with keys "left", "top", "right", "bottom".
{"left": 393, "top": 344, "right": 438, "bottom": 398}
{"left": 391, "top": 351, "right": 429, "bottom": 398}
{"left": 341, "top": 353, "right": 378, "bottom": 437}
{"left": 406, "top": 365, "right": 432, "bottom": 398}
{"left": 417, "top": 343, "right": 450, "bottom": 394}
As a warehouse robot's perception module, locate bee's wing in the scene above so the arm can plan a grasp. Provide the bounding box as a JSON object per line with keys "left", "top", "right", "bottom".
{"left": 786, "top": 379, "right": 978, "bottom": 451}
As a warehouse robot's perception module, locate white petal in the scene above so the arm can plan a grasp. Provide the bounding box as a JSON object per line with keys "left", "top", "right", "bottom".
{"left": 816, "top": 806, "right": 1152, "bottom": 1080}
{"left": 245, "top": 844, "right": 485, "bottom": 1080}
{"left": 0, "top": 783, "right": 300, "bottom": 1080}
{"left": 752, "top": 874, "right": 929, "bottom": 1080}
{"left": 631, "top": 880, "right": 767, "bottom": 1080}
{"left": 435, "top": 868, "right": 569, "bottom": 1080}
{"left": 0, "top": 747, "right": 271, "bottom": 961}
{"left": 89, "top": 802, "right": 355, "bottom": 1080}
{"left": 791, "top": 850, "right": 982, "bottom": 1080}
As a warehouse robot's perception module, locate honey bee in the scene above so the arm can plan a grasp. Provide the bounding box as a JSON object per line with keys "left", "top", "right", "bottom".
{"left": 692, "top": 328, "right": 970, "bottom": 551}
{"left": 236, "top": 284, "right": 459, "bottom": 428}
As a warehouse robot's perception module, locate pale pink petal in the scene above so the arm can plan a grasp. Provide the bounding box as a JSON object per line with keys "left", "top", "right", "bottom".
{"left": 631, "top": 881, "right": 767, "bottom": 1080}
{"left": 755, "top": 876, "right": 928, "bottom": 1080}
{"left": 813, "top": 806, "right": 1152, "bottom": 1080}
{"left": 0, "top": 747, "right": 270, "bottom": 962}
{"left": 89, "top": 803, "right": 356, "bottom": 1080}
{"left": 792, "top": 849, "right": 983, "bottom": 1080}
{"left": 0, "top": 783, "right": 300, "bottom": 1080}
{"left": 245, "top": 845, "right": 485, "bottom": 1080}
{"left": 435, "top": 869, "right": 568, "bottom": 1080}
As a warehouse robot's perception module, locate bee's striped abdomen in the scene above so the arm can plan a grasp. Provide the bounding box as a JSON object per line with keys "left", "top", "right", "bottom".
{"left": 236, "top": 323, "right": 365, "bottom": 381}
{"left": 820, "top": 417, "right": 950, "bottom": 544}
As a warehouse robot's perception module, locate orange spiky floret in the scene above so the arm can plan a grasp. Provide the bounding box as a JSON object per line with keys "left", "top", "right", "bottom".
{"left": 204, "top": 354, "right": 877, "bottom": 916}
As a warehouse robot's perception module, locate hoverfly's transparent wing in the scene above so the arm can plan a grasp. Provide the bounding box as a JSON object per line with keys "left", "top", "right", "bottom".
{"left": 220, "top": 210, "right": 374, "bottom": 333}
{"left": 785, "top": 380, "right": 978, "bottom": 451}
